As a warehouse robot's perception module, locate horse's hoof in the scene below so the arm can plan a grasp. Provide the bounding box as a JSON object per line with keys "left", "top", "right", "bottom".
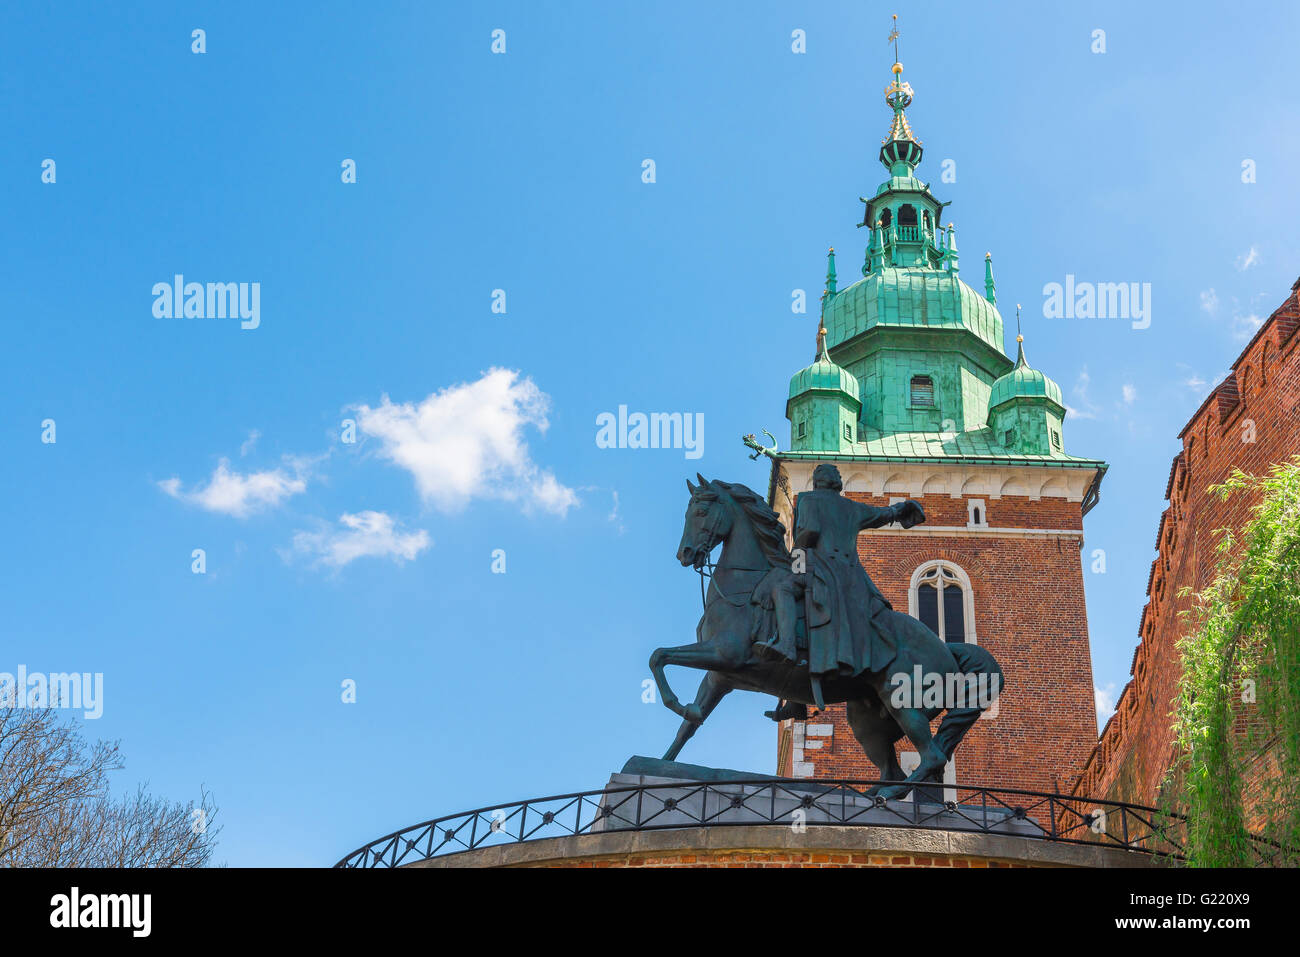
{"left": 875, "top": 783, "right": 911, "bottom": 801}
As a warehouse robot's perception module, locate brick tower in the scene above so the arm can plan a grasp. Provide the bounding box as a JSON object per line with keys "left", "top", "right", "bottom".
{"left": 769, "top": 52, "right": 1106, "bottom": 796}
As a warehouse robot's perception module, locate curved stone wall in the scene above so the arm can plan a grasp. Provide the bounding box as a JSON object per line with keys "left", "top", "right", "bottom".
{"left": 405, "top": 824, "right": 1163, "bottom": 868}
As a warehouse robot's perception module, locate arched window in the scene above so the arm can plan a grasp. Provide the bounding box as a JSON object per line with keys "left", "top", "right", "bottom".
{"left": 908, "top": 561, "right": 976, "bottom": 644}
{"left": 879, "top": 208, "right": 893, "bottom": 230}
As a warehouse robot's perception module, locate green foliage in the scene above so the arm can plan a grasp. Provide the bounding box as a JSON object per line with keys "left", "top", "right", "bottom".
{"left": 1170, "top": 458, "right": 1300, "bottom": 866}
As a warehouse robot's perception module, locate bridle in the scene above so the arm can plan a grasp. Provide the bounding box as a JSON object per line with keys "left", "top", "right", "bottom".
{"left": 691, "top": 493, "right": 762, "bottom": 610}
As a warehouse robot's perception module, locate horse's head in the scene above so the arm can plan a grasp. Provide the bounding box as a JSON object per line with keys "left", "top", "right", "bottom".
{"left": 677, "top": 473, "right": 733, "bottom": 569}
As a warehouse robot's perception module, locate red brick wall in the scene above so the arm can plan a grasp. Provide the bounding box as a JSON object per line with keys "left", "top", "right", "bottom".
{"left": 1073, "top": 279, "right": 1300, "bottom": 806}
{"left": 776, "top": 489, "right": 1099, "bottom": 797}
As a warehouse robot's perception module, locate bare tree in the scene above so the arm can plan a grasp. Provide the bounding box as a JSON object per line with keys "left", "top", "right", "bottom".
{"left": 0, "top": 705, "right": 219, "bottom": 867}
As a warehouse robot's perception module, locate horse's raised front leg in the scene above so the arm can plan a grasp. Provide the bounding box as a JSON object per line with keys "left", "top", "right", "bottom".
{"left": 649, "top": 636, "right": 747, "bottom": 721}
{"left": 662, "top": 672, "right": 730, "bottom": 761}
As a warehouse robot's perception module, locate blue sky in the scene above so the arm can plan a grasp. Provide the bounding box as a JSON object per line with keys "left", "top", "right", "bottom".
{"left": 3, "top": 1, "right": 1298, "bottom": 866}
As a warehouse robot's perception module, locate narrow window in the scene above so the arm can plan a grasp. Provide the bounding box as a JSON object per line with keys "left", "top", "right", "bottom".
{"left": 917, "top": 581, "right": 939, "bottom": 635}
{"left": 843, "top": 423, "right": 853, "bottom": 442}
{"left": 797, "top": 421, "right": 806, "bottom": 439}
{"left": 942, "top": 585, "right": 965, "bottom": 643}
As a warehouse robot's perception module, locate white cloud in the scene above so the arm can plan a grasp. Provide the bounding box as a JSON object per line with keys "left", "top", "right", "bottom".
{"left": 352, "top": 368, "right": 578, "bottom": 516}
{"left": 159, "top": 459, "right": 307, "bottom": 518}
{"left": 240, "top": 429, "right": 261, "bottom": 457}
{"left": 1199, "top": 288, "right": 1218, "bottom": 315}
{"left": 1235, "top": 246, "right": 1260, "bottom": 271}
{"left": 292, "top": 511, "right": 430, "bottom": 568}
{"left": 1185, "top": 375, "right": 1207, "bottom": 389}
{"left": 1121, "top": 384, "right": 1136, "bottom": 405}
{"left": 1095, "top": 683, "right": 1118, "bottom": 728}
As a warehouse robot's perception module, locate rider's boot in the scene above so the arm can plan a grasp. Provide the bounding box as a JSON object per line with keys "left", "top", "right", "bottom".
{"left": 763, "top": 699, "right": 808, "bottom": 722}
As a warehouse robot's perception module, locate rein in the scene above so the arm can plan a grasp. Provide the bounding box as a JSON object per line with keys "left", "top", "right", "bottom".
{"left": 696, "top": 561, "right": 755, "bottom": 610}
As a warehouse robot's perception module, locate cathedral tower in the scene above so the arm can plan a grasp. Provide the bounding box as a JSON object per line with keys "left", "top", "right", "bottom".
{"left": 770, "top": 39, "right": 1106, "bottom": 795}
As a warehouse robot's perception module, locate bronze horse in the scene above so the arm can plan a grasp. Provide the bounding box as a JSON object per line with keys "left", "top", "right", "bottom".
{"left": 648, "top": 475, "right": 1003, "bottom": 800}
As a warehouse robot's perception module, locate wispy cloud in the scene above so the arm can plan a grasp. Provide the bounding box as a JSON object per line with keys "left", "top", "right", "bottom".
{"left": 291, "top": 511, "right": 430, "bottom": 568}
{"left": 1121, "top": 384, "right": 1136, "bottom": 405}
{"left": 239, "top": 430, "right": 261, "bottom": 457}
{"left": 352, "top": 368, "right": 578, "bottom": 517}
{"left": 1199, "top": 288, "right": 1218, "bottom": 315}
{"left": 1235, "top": 246, "right": 1260, "bottom": 271}
{"left": 1231, "top": 312, "right": 1263, "bottom": 341}
{"left": 1065, "top": 367, "right": 1099, "bottom": 420}
{"left": 159, "top": 459, "right": 308, "bottom": 518}
{"left": 608, "top": 490, "right": 625, "bottom": 534}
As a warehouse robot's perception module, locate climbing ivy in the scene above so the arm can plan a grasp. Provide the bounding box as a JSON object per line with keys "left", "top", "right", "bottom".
{"left": 1169, "top": 458, "right": 1300, "bottom": 866}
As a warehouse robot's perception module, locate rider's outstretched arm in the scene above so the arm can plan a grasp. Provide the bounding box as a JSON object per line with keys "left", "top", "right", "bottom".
{"left": 858, "top": 499, "right": 924, "bottom": 530}
{"left": 856, "top": 501, "right": 900, "bottom": 530}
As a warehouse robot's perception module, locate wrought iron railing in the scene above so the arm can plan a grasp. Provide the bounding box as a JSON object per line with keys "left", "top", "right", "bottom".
{"left": 333, "top": 778, "right": 1270, "bottom": 868}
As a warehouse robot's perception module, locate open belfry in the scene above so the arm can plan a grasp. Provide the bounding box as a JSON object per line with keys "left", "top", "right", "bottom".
{"left": 768, "top": 38, "right": 1107, "bottom": 794}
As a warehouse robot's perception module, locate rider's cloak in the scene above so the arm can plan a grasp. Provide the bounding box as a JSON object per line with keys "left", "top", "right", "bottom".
{"left": 794, "top": 489, "right": 899, "bottom": 679}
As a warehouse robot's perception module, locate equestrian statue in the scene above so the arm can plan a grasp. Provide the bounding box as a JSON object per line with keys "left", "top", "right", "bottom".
{"left": 648, "top": 463, "right": 1003, "bottom": 801}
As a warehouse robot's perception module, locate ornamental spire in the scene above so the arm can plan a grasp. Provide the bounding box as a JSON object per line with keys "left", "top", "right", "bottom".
{"left": 984, "top": 252, "right": 996, "bottom": 305}
{"left": 1014, "top": 303, "right": 1028, "bottom": 367}
{"left": 825, "top": 246, "right": 838, "bottom": 294}
{"left": 879, "top": 14, "right": 922, "bottom": 174}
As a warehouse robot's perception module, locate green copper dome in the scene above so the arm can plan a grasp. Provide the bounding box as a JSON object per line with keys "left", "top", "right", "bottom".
{"left": 988, "top": 343, "right": 1064, "bottom": 411}
{"left": 822, "top": 267, "right": 1008, "bottom": 358}
{"left": 788, "top": 352, "right": 861, "bottom": 404}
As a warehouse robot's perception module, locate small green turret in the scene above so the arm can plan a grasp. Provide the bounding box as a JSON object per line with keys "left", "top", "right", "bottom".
{"left": 787, "top": 324, "right": 861, "bottom": 453}
{"left": 988, "top": 308, "right": 1067, "bottom": 456}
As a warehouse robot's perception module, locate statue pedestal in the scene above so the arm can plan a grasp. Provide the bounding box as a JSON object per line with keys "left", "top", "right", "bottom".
{"left": 591, "top": 756, "right": 1043, "bottom": 838}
